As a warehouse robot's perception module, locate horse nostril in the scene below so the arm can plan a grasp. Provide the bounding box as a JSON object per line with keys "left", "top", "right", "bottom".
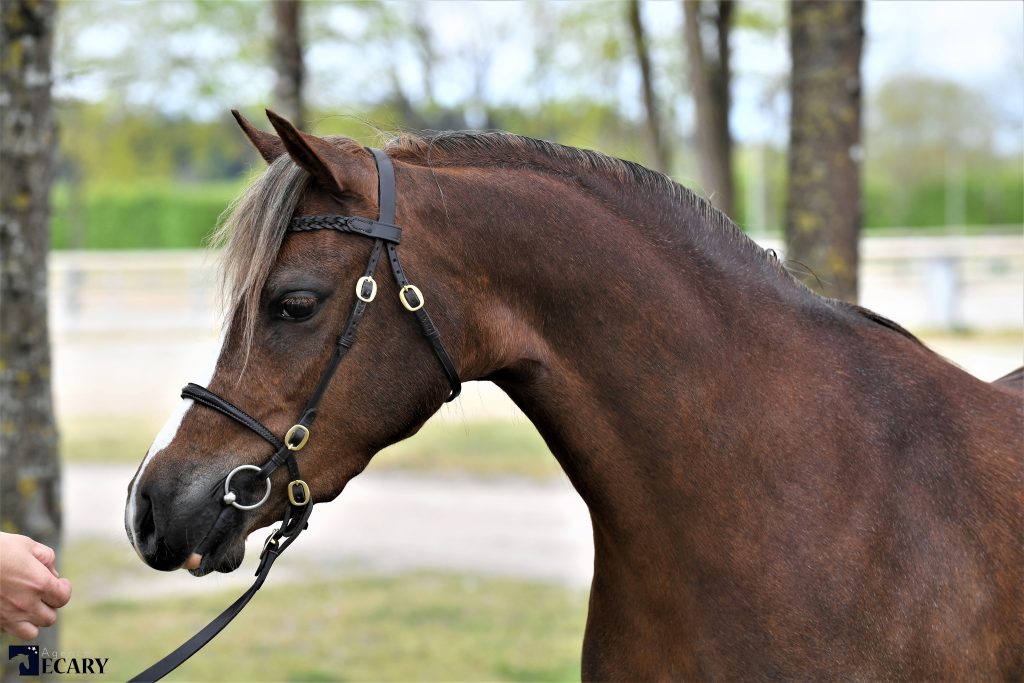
{"left": 131, "top": 479, "right": 189, "bottom": 570}
{"left": 138, "top": 493, "right": 153, "bottom": 536}
{"left": 136, "top": 490, "right": 156, "bottom": 541}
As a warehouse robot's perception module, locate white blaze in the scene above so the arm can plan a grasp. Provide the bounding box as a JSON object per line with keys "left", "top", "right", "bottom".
{"left": 126, "top": 342, "right": 220, "bottom": 555}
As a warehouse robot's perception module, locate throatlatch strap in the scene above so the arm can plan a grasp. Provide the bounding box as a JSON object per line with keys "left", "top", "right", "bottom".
{"left": 386, "top": 243, "right": 462, "bottom": 401}
{"left": 371, "top": 148, "right": 462, "bottom": 401}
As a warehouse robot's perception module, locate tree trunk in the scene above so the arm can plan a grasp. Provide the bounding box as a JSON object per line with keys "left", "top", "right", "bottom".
{"left": 0, "top": 0, "right": 61, "bottom": 671}
{"left": 785, "top": 1, "right": 864, "bottom": 302}
{"left": 627, "top": 0, "right": 671, "bottom": 174}
{"left": 272, "top": 0, "right": 304, "bottom": 124}
{"left": 683, "top": 0, "right": 735, "bottom": 217}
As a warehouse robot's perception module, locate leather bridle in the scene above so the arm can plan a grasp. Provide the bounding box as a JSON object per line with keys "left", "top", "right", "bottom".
{"left": 130, "top": 148, "right": 461, "bottom": 682}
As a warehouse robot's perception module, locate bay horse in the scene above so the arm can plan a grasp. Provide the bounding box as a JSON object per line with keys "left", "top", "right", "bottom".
{"left": 126, "top": 110, "right": 1023, "bottom": 680}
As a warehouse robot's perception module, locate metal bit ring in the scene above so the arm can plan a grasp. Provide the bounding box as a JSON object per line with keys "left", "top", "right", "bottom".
{"left": 223, "top": 465, "right": 271, "bottom": 510}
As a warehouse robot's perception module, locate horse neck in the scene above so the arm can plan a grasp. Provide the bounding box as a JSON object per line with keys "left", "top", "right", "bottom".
{"left": 418, "top": 163, "right": 818, "bottom": 528}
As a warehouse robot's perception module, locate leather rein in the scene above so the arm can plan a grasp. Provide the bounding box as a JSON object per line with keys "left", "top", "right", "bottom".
{"left": 130, "top": 148, "right": 462, "bottom": 682}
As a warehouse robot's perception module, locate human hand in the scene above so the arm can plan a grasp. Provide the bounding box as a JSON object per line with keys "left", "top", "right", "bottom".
{"left": 0, "top": 533, "right": 73, "bottom": 640}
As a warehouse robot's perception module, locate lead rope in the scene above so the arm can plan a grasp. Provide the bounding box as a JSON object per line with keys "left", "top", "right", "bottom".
{"left": 128, "top": 500, "right": 312, "bottom": 683}
{"left": 129, "top": 148, "right": 461, "bottom": 682}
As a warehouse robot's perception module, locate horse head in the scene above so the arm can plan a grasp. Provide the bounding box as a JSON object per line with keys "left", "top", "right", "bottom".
{"left": 124, "top": 111, "right": 471, "bottom": 574}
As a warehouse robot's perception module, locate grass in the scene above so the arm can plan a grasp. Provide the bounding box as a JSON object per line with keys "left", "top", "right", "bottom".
{"left": 46, "top": 541, "right": 587, "bottom": 682}
{"left": 60, "top": 416, "right": 563, "bottom": 480}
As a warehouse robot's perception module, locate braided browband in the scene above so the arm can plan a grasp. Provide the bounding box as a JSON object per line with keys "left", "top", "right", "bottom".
{"left": 289, "top": 215, "right": 402, "bottom": 244}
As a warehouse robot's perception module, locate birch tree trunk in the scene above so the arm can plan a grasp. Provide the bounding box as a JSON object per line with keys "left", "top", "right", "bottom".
{"left": 0, "top": 0, "right": 61, "bottom": 671}
{"left": 272, "top": 0, "right": 305, "bottom": 124}
{"left": 682, "top": 0, "right": 734, "bottom": 217}
{"left": 785, "top": 1, "right": 864, "bottom": 302}
{"left": 627, "top": 0, "right": 671, "bottom": 174}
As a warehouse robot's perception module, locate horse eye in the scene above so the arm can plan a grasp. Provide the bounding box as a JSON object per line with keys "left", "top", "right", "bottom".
{"left": 277, "top": 294, "right": 319, "bottom": 321}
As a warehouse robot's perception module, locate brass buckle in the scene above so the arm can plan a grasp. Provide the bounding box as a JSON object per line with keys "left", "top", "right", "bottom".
{"left": 285, "top": 424, "right": 310, "bottom": 451}
{"left": 399, "top": 284, "right": 424, "bottom": 312}
{"left": 288, "top": 480, "right": 311, "bottom": 506}
{"left": 355, "top": 276, "right": 377, "bottom": 303}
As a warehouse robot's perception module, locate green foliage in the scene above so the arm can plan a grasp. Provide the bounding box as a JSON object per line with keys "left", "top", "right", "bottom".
{"left": 733, "top": 143, "right": 1023, "bottom": 233}
{"left": 862, "top": 76, "right": 1023, "bottom": 231}
{"left": 48, "top": 150, "right": 1022, "bottom": 251}
{"left": 58, "top": 103, "right": 257, "bottom": 185}
{"left": 732, "top": 144, "right": 788, "bottom": 232}
{"left": 50, "top": 181, "right": 241, "bottom": 249}
{"left": 864, "top": 165, "right": 1024, "bottom": 230}
{"left": 50, "top": 72, "right": 1022, "bottom": 251}
{"left": 495, "top": 100, "right": 650, "bottom": 165}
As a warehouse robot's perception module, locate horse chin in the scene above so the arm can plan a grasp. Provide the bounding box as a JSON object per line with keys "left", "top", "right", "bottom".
{"left": 186, "top": 507, "right": 248, "bottom": 576}
{"left": 188, "top": 536, "right": 246, "bottom": 577}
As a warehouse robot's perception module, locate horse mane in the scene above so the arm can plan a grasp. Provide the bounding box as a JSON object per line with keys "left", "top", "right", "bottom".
{"left": 833, "top": 301, "right": 923, "bottom": 344}
{"left": 385, "top": 130, "right": 742, "bottom": 245}
{"left": 388, "top": 131, "right": 685, "bottom": 197}
{"left": 214, "top": 129, "right": 923, "bottom": 353}
{"left": 386, "top": 131, "right": 924, "bottom": 347}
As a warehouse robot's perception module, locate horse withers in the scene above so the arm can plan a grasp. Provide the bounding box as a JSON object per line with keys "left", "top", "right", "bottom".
{"left": 126, "top": 110, "right": 1023, "bottom": 680}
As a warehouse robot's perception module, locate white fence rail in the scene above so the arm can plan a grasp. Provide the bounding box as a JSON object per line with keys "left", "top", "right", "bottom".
{"left": 49, "top": 235, "right": 1024, "bottom": 336}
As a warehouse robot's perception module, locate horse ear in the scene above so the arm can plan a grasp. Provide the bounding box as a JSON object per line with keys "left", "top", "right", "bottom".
{"left": 231, "top": 109, "right": 284, "bottom": 163}
{"left": 264, "top": 109, "right": 375, "bottom": 200}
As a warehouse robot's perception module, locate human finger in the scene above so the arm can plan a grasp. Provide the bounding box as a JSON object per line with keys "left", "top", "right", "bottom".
{"left": 29, "top": 603, "right": 57, "bottom": 628}
{"left": 42, "top": 576, "right": 72, "bottom": 609}
{"left": 30, "top": 542, "right": 56, "bottom": 572}
{"left": 6, "top": 620, "right": 39, "bottom": 641}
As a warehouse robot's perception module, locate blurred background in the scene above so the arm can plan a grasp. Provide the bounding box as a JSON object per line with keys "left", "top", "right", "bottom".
{"left": 2, "top": 0, "right": 1022, "bottom": 680}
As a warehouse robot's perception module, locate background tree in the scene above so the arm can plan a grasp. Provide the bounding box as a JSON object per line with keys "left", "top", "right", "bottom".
{"left": 683, "top": 0, "right": 735, "bottom": 217}
{"left": 0, "top": 0, "right": 61, "bottom": 669}
{"left": 785, "top": 0, "right": 864, "bottom": 302}
{"left": 627, "top": 0, "right": 671, "bottom": 173}
{"left": 43, "top": 1, "right": 1022, "bottom": 250}
{"left": 864, "top": 76, "right": 1020, "bottom": 228}
{"left": 272, "top": 0, "right": 304, "bottom": 124}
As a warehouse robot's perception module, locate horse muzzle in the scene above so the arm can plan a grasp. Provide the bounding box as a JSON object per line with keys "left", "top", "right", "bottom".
{"left": 126, "top": 467, "right": 225, "bottom": 571}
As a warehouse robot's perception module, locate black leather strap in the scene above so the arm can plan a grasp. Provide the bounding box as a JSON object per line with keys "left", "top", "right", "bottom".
{"left": 182, "top": 383, "right": 284, "bottom": 450}
{"left": 127, "top": 502, "right": 313, "bottom": 683}
{"left": 289, "top": 215, "right": 401, "bottom": 244}
{"left": 300, "top": 237, "right": 385, "bottom": 419}
{"left": 385, "top": 242, "right": 462, "bottom": 401}
{"left": 254, "top": 443, "right": 297, "bottom": 482}
{"left": 370, "top": 148, "right": 396, "bottom": 223}
{"left": 285, "top": 149, "right": 460, "bottom": 400}
{"left": 370, "top": 147, "right": 461, "bottom": 402}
